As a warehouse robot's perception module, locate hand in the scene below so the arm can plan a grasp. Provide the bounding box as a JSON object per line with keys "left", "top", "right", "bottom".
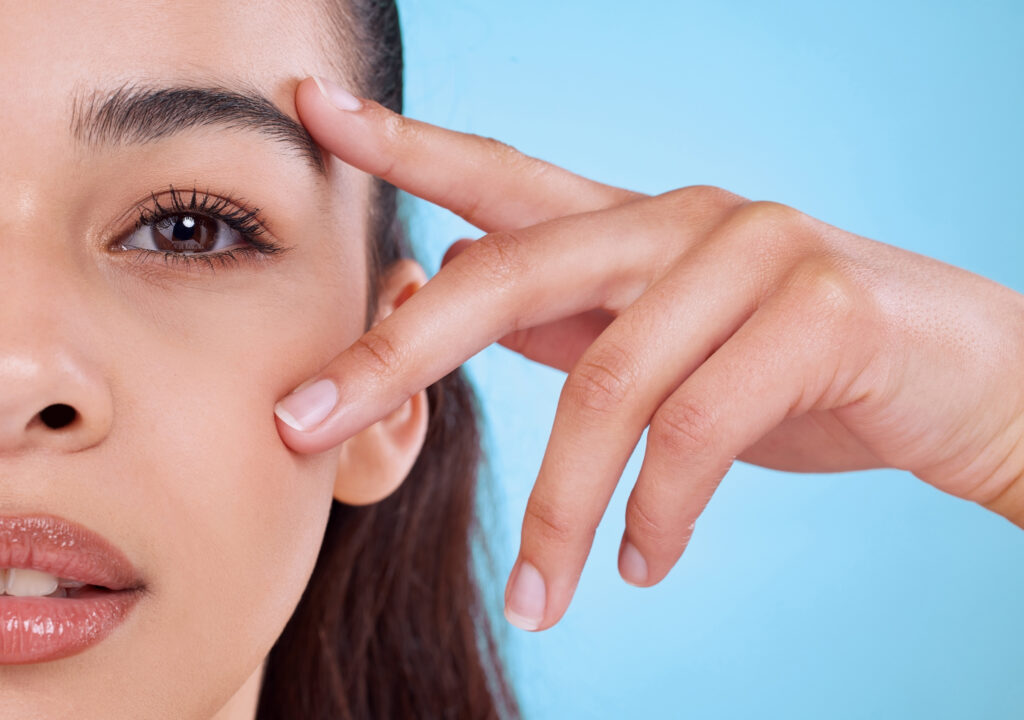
{"left": 277, "top": 76, "right": 1024, "bottom": 631}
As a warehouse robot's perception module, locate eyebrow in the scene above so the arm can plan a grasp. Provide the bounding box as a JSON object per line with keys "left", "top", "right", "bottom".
{"left": 69, "top": 82, "right": 326, "bottom": 175}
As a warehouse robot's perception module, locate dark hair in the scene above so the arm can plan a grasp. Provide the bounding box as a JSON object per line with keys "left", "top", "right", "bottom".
{"left": 255, "top": 1, "right": 520, "bottom": 718}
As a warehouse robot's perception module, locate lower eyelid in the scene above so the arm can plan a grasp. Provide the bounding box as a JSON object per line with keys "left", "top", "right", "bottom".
{"left": 117, "top": 245, "right": 285, "bottom": 275}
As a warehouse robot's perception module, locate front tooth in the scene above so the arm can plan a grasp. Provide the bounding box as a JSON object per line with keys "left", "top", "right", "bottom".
{"left": 5, "top": 568, "right": 59, "bottom": 597}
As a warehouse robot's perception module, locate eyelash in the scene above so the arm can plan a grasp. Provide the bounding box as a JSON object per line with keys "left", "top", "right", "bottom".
{"left": 120, "top": 185, "right": 287, "bottom": 271}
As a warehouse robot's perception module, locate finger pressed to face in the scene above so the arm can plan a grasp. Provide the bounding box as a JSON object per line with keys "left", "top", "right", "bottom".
{"left": 294, "top": 77, "right": 643, "bottom": 232}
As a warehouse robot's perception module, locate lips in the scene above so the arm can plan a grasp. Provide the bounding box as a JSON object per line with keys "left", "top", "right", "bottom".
{"left": 0, "top": 515, "right": 144, "bottom": 591}
{"left": 0, "top": 514, "right": 146, "bottom": 664}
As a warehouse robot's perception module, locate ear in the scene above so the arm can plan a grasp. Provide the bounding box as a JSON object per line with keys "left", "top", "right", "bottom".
{"left": 332, "top": 258, "right": 430, "bottom": 506}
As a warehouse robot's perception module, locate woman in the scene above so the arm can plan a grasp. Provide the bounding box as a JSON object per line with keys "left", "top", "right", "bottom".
{"left": 3, "top": 0, "right": 512, "bottom": 717}
{"left": 1, "top": 1, "right": 1020, "bottom": 719}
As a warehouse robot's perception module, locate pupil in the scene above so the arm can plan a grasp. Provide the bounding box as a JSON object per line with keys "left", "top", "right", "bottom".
{"left": 173, "top": 215, "right": 197, "bottom": 241}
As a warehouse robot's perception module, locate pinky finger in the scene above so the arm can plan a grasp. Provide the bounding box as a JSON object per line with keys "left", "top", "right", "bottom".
{"left": 618, "top": 272, "right": 870, "bottom": 587}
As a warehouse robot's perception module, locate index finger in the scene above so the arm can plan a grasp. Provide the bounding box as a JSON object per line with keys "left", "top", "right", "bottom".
{"left": 295, "top": 76, "right": 643, "bottom": 232}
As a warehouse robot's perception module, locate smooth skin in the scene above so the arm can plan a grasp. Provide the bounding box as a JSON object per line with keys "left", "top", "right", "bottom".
{"left": 277, "top": 76, "right": 1024, "bottom": 633}
{"left": 2, "top": 2, "right": 430, "bottom": 717}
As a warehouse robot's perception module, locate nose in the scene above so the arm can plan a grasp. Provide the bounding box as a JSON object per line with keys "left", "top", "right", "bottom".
{"left": 0, "top": 348, "right": 113, "bottom": 454}
{"left": 0, "top": 179, "right": 115, "bottom": 455}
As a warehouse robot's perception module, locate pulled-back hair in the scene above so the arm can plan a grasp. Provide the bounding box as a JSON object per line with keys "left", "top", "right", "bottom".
{"left": 256, "top": 1, "right": 520, "bottom": 717}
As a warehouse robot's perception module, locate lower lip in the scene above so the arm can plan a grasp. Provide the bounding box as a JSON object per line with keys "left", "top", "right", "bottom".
{"left": 0, "top": 587, "right": 143, "bottom": 664}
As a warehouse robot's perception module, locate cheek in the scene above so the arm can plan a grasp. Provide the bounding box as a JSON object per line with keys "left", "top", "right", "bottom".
{"left": 97, "top": 248, "right": 367, "bottom": 713}
{"left": 120, "top": 393, "right": 336, "bottom": 703}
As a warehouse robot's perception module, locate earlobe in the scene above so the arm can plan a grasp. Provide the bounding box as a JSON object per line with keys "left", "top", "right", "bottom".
{"left": 332, "top": 258, "right": 430, "bottom": 506}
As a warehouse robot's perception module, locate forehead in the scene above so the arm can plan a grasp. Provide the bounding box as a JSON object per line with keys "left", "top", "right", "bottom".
{"left": 0, "top": 0, "right": 334, "bottom": 141}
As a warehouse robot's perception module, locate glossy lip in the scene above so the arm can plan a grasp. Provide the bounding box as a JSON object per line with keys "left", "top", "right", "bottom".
{"left": 0, "top": 514, "right": 144, "bottom": 590}
{"left": 0, "top": 514, "right": 146, "bottom": 665}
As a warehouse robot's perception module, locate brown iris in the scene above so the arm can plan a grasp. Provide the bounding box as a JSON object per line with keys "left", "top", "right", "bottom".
{"left": 149, "top": 214, "right": 219, "bottom": 252}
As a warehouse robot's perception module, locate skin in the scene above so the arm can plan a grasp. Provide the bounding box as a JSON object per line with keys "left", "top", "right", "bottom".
{"left": 280, "top": 79, "right": 1024, "bottom": 633}
{"left": 3, "top": 0, "right": 1020, "bottom": 715}
{"left": 1, "top": 2, "right": 427, "bottom": 718}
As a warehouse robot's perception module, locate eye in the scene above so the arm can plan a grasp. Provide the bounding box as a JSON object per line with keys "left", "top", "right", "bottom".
{"left": 112, "top": 186, "right": 288, "bottom": 270}
{"left": 121, "top": 212, "right": 246, "bottom": 254}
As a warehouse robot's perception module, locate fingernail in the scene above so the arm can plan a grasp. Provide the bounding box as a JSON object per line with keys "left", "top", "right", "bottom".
{"left": 504, "top": 560, "right": 545, "bottom": 631}
{"left": 619, "top": 539, "right": 648, "bottom": 586}
{"left": 274, "top": 379, "right": 338, "bottom": 431}
{"left": 313, "top": 76, "right": 362, "bottom": 112}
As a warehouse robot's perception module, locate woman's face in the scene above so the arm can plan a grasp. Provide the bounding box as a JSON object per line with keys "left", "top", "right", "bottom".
{"left": 1, "top": 1, "right": 369, "bottom": 716}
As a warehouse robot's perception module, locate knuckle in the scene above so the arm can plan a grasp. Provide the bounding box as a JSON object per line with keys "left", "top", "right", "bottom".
{"left": 380, "top": 110, "right": 416, "bottom": 149}
{"left": 350, "top": 329, "right": 405, "bottom": 379}
{"left": 734, "top": 199, "right": 807, "bottom": 230}
{"left": 785, "top": 259, "right": 861, "bottom": 326}
{"left": 377, "top": 112, "right": 419, "bottom": 179}
{"left": 461, "top": 230, "right": 531, "bottom": 291}
{"left": 669, "top": 184, "right": 748, "bottom": 213}
{"left": 654, "top": 186, "right": 748, "bottom": 240}
{"left": 477, "top": 134, "right": 534, "bottom": 173}
{"left": 626, "top": 496, "right": 674, "bottom": 543}
{"left": 649, "top": 396, "right": 718, "bottom": 458}
{"left": 712, "top": 200, "right": 816, "bottom": 286}
{"left": 523, "top": 494, "right": 585, "bottom": 546}
{"left": 563, "top": 344, "right": 640, "bottom": 418}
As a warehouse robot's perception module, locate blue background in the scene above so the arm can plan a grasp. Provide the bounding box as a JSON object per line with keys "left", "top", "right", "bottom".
{"left": 397, "top": 2, "right": 1024, "bottom": 718}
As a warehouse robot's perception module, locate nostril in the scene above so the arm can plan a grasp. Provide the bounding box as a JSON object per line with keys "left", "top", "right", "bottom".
{"left": 39, "top": 404, "right": 77, "bottom": 430}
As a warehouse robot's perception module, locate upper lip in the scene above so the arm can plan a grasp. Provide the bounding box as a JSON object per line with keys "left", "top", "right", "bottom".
{"left": 0, "top": 514, "right": 144, "bottom": 591}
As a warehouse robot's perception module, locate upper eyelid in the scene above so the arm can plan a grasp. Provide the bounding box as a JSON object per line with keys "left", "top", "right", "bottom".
{"left": 105, "top": 185, "right": 276, "bottom": 249}
{"left": 133, "top": 186, "right": 264, "bottom": 230}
